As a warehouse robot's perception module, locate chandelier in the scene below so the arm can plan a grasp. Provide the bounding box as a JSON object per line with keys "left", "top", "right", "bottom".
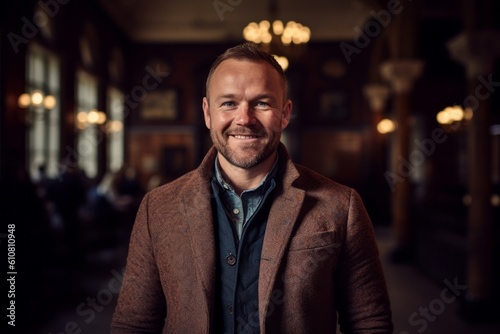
{"left": 242, "top": 0, "right": 311, "bottom": 70}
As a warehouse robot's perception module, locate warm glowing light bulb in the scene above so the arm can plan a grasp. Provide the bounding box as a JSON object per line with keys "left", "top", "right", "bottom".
{"left": 259, "top": 20, "right": 270, "bottom": 30}
{"left": 273, "top": 55, "right": 289, "bottom": 71}
{"left": 262, "top": 32, "right": 272, "bottom": 44}
{"left": 97, "top": 111, "right": 107, "bottom": 124}
{"left": 448, "top": 106, "right": 464, "bottom": 121}
{"left": 43, "top": 95, "right": 57, "bottom": 109}
{"left": 77, "top": 111, "right": 88, "bottom": 123}
{"left": 31, "top": 90, "right": 44, "bottom": 106}
{"left": 107, "top": 120, "right": 123, "bottom": 133}
{"left": 18, "top": 93, "right": 31, "bottom": 108}
{"left": 272, "top": 20, "right": 284, "bottom": 35}
{"left": 281, "top": 34, "right": 292, "bottom": 45}
{"left": 464, "top": 107, "right": 473, "bottom": 120}
{"left": 87, "top": 110, "right": 99, "bottom": 124}
{"left": 436, "top": 110, "right": 451, "bottom": 124}
{"left": 243, "top": 27, "right": 252, "bottom": 41}
{"left": 302, "top": 27, "right": 311, "bottom": 43}
{"left": 492, "top": 194, "right": 500, "bottom": 207}
{"left": 377, "top": 118, "right": 396, "bottom": 134}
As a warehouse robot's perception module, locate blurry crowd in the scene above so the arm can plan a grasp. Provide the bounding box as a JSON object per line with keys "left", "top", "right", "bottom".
{"left": 1, "top": 163, "right": 146, "bottom": 330}
{"left": 35, "top": 164, "right": 144, "bottom": 260}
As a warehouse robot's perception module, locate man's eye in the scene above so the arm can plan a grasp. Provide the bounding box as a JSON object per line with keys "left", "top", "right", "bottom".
{"left": 221, "top": 101, "right": 235, "bottom": 107}
{"left": 256, "top": 101, "right": 270, "bottom": 107}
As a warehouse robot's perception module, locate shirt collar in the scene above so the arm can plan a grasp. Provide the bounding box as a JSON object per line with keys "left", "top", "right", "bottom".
{"left": 214, "top": 154, "right": 279, "bottom": 194}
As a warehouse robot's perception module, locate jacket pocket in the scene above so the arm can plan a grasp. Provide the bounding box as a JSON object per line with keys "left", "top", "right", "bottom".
{"left": 282, "top": 231, "right": 341, "bottom": 287}
{"left": 288, "top": 231, "right": 340, "bottom": 251}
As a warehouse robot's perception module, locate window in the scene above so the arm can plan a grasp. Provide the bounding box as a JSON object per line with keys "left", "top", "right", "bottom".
{"left": 25, "top": 43, "right": 60, "bottom": 180}
{"left": 107, "top": 87, "right": 125, "bottom": 172}
{"left": 75, "top": 70, "right": 99, "bottom": 178}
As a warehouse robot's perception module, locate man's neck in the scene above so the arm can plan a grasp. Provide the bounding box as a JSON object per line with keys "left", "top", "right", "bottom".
{"left": 217, "top": 152, "right": 277, "bottom": 196}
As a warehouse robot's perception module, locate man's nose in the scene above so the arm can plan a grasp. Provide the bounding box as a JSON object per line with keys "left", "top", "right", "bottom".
{"left": 235, "top": 104, "right": 256, "bottom": 125}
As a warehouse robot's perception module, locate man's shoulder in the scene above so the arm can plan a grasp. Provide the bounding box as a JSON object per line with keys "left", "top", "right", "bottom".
{"left": 293, "top": 163, "right": 351, "bottom": 191}
{"left": 292, "top": 163, "right": 353, "bottom": 199}
{"left": 147, "top": 169, "right": 204, "bottom": 201}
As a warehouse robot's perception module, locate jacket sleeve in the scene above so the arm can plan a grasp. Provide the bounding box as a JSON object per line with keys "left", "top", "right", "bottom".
{"left": 336, "top": 189, "right": 393, "bottom": 333}
{"left": 111, "top": 193, "right": 166, "bottom": 333}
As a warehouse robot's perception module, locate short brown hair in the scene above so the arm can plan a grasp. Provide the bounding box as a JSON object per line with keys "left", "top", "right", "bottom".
{"left": 205, "top": 42, "right": 288, "bottom": 101}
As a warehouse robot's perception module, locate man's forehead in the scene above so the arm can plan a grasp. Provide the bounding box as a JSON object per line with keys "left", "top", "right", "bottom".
{"left": 206, "top": 58, "right": 286, "bottom": 102}
{"left": 210, "top": 59, "right": 281, "bottom": 86}
{"left": 213, "top": 59, "right": 267, "bottom": 75}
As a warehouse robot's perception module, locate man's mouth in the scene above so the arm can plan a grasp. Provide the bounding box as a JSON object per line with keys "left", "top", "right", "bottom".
{"left": 231, "top": 134, "right": 260, "bottom": 139}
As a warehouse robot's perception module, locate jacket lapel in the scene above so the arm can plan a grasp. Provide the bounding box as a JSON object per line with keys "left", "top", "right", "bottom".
{"left": 181, "top": 148, "right": 218, "bottom": 329}
{"left": 258, "top": 145, "right": 305, "bottom": 331}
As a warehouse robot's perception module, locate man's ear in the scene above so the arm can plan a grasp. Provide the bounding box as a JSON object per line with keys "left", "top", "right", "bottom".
{"left": 281, "top": 99, "right": 292, "bottom": 130}
{"left": 202, "top": 97, "right": 211, "bottom": 129}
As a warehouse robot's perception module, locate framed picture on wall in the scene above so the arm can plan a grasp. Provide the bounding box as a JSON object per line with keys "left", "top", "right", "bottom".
{"left": 140, "top": 88, "right": 179, "bottom": 121}
{"left": 318, "top": 89, "right": 350, "bottom": 121}
{"left": 162, "top": 145, "right": 188, "bottom": 178}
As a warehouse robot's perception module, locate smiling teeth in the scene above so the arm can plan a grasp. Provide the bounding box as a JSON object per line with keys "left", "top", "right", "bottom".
{"left": 234, "top": 135, "right": 257, "bottom": 139}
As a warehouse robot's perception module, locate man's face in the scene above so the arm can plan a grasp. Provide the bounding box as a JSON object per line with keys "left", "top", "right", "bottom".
{"left": 202, "top": 59, "right": 291, "bottom": 169}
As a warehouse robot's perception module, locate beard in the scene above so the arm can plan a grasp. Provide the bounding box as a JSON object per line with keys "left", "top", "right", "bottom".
{"left": 210, "top": 125, "right": 281, "bottom": 169}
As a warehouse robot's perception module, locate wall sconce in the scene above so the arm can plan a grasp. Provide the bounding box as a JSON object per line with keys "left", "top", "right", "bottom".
{"left": 18, "top": 89, "right": 57, "bottom": 109}
{"left": 105, "top": 120, "right": 123, "bottom": 133}
{"left": 377, "top": 118, "right": 397, "bottom": 134}
{"left": 76, "top": 109, "right": 107, "bottom": 129}
{"left": 76, "top": 110, "right": 124, "bottom": 133}
{"left": 436, "top": 105, "right": 472, "bottom": 131}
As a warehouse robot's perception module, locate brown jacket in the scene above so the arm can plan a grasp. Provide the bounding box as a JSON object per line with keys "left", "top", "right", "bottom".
{"left": 112, "top": 144, "right": 393, "bottom": 333}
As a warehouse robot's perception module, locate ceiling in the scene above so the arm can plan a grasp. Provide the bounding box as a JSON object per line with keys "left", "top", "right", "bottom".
{"left": 96, "top": 0, "right": 375, "bottom": 43}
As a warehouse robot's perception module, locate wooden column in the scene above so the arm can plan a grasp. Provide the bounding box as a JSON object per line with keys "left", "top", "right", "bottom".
{"left": 380, "top": 60, "right": 424, "bottom": 261}
{"left": 364, "top": 84, "right": 391, "bottom": 168}
{"left": 363, "top": 84, "right": 391, "bottom": 224}
{"left": 447, "top": 30, "right": 500, "bottom": 308}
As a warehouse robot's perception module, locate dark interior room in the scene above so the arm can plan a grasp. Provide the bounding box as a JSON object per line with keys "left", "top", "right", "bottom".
{"left": 1, "top": 0, "right": 500, "bottom": 333}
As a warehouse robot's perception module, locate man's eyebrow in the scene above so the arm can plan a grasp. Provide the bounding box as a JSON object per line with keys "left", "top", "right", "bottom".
{"left": 215, "top": 93, "right": 237, "bottom": 100}
{"left": 251, "top": 93, "right": 276, "bottom": 101}
{"left": 213, "top": 93, "right": 278, "bottom": 103}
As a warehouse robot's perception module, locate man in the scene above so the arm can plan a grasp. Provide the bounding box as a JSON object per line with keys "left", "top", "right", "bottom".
{"left": 112, "top": 43, "right": 393, "bottom": 333}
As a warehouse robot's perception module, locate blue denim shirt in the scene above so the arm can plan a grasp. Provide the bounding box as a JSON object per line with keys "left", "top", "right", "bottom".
{"left": 213, "top": 155, "right": 278, "bottom": 239}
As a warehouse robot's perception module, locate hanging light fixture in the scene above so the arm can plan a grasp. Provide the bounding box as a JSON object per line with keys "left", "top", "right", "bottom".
{"left": 243, "top": 20, "right": 311, "bottom": 47}
{"left": 436, "top": 105, "right": 472, "bottom": 125}
{"left": 242, "top": 0, "right": 311, "bottom": 70}
{"left": 18, "top": 89, "right": 57, "bottom": 109}
{"left": 436, "top": 105, "right": 473, "bottom": 132}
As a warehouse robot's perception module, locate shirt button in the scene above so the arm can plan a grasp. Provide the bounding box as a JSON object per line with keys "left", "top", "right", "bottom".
{"left": 227, "top": 304, "right": 233, "bottom": 314}
{"left": 223, "top": 184, "right": 229, "bottom": 189}
{"left": 226, "top": 254, "right": 236, "bottom": 266}
{"left": 232, "top": 208, "right": 240, "bottom": 215}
